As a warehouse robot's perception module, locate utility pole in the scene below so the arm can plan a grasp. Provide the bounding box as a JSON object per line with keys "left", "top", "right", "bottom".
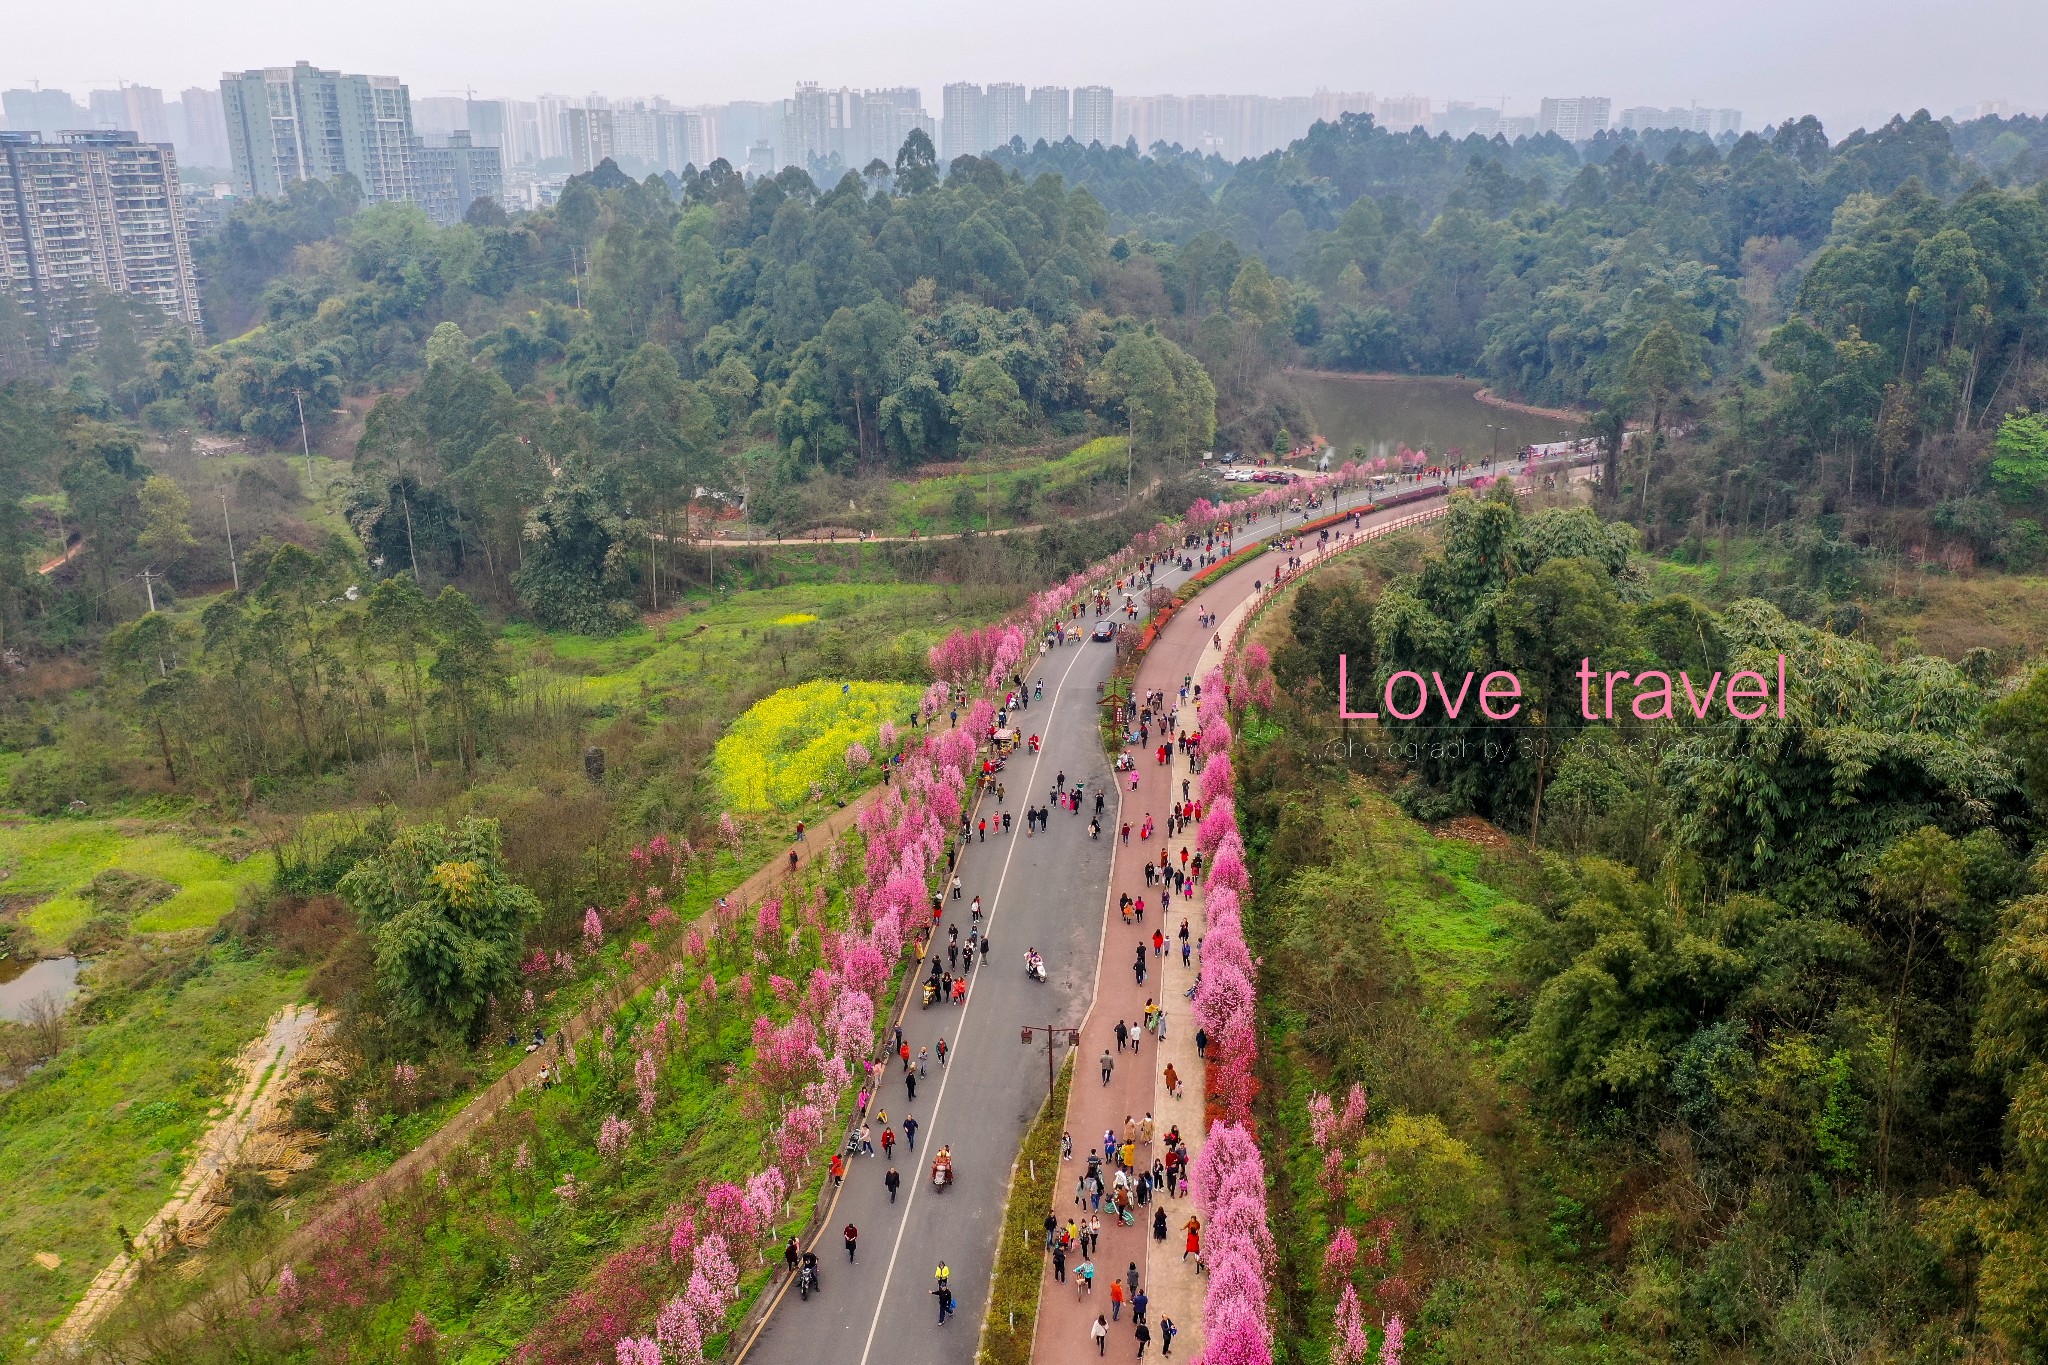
{"left": 1019, "top": 1022, "right": 1081, "bottom": 1099}
{"left": 293, "top": 389, "right": 313, "bottom": 487}
{"left": 1126, "top": 413, "right": 1136, "bottom": 504}
{"left": 142, "top": 566, "right": 157, "bottom": 613}
{"left": 221, "top": 491, "right": 240, "bottom": 592}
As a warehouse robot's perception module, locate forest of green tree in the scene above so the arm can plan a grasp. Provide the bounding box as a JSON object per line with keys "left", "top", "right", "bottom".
{"left": 1248, "top": 484, "right": 2048, "bottom": 1358}
{"left": 1, "top": 109, "right": 2046, "bottom": 652}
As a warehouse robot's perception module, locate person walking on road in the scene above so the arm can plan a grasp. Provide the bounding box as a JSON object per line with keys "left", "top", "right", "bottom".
{"left": 885, "top": 1166, "right": 901, "bottom": 1202}
{"left": 1160, "top": 1317, "right": 1177, "bottom": 1356}
{"left": 784, "top": 1237, "right": 800, "bottom": 1276}
{"left": 1114, "top": 1020, "right": 1129, "bottom": 1052}
{"left": 1184, "top": 1217, "right": 1201, "bottom": 1260}
{"left": 1092, "top": 1314, "right": 1110, "bottom": 1354}
{"left": 933, "top": 1284, "right": 954, "bottom": 1323}
{"left": 1133, "top": 1289, "right": 1149, "bottom": 1325}
{"left": 844, "top": 1223, "right": 859, "bottom": 1260}
{"left": 883, "top": 1126, "right": 896, "bottom": 1158}
{"left": 1100, "top": 1050, "right": 1114, "bottom": 1084}
{"left": 937, "top": 1037, "right": 949, "bottom": 1066}
{"left": 1053, "top": 1242, "right": 1068, "bottom": 1282}
{"left": 830, "top": 1153, "right": 844, "bottom": 1188}
{"left": 1163, "top": 1062, "right": 1180, "bottom": 1098}
{"left": 906, "top": 1069, "right": 917, "bottom": 1101}
{"left": 1109, "top": 1277, "right": 1125, "bottom": 1320}
{"left": 904, "top": 1115, "right": 919, "bottom": 1151}
{"left": 1136, "top": 1321, "right": 1153, "bottom": 1357}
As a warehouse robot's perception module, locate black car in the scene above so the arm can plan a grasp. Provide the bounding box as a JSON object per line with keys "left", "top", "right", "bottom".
{"left": 1091, "top": 620, "right": 1117, "bottom": 642}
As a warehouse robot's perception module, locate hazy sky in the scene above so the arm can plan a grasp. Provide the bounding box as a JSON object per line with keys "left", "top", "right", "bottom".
{"left": 6, "top": 0, "right": 2044, "bottom": 136}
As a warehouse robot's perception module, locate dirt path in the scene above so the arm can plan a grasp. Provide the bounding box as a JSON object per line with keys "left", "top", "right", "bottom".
{"left": 712, "top": 478, "right": 1164, "bottom": 546}
{"left": 36, "top": 539, "right": 83, "bottom": 576}
{"left": 44, "top": 1003, "right": 325, "bottom": 1354}
{"left": 136, "top": 777, "right": 898, "bottom": 1349}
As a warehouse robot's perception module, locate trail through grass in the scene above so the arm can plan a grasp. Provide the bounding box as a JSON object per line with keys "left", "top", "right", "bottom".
{"left": 0, "top": 949, "right": 304, "bottom": 1351}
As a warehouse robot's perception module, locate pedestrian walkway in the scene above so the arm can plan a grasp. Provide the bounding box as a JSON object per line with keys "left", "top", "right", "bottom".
{"left": 1137, "top": 583, "right": 1265, "bottom": 1360}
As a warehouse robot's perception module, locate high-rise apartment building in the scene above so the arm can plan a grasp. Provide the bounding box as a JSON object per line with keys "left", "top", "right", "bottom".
{"left": 1072, "top": 86, "right": 1114, "bottom": 146}
{"left": 220, "top": 63, "right": 420, "bottom": 204}
{"left": 1375, "top": 95, "right": 1431, "bottom": 131}
{"left": 411, "top": 96, "right": 468, "bottom": 139}
{"left": 535, "top": 95, "right": 573, "bottom": 162}
{"left": 1617, "top": 106, "right": 1742, "bottom": 136}
{"left": 611, "top": 103, "right": 663, "bottom": 168}
{"left": 608, "top": 102, "right": 708, "bottom": 174}
{"left": 858, "top": 89, "right": 930, "bottom": 165}
{"left": 0, "top": 129, "right": 202, "bottom": 349}
{"left": 941, "top": 83, "right": 987, "bottom": 161}
{"left": 717, "top": 102, "right": 779, "bottom": 169}
{"left": 1312, "top": 90, "right": 1374, "bottom": 125}
{"left": 416, "top": 131, "right": 502, "bottom": 224}
{"left": 783, "top": 84, "right": 930, "bottom": 172}
{"left": 560, "top": 107, "right": 613, "bottom": 174}
{"left": 1536, "top": 96, "right": 1611, "bottom": 140}
{"left": 88, "top": 87, "right": 170, "bottom": 144}
{"left": 4, "top": 89, "right": 89, "bottom": 138}
{"left": 171, "top": 86, "right": 231, "bottom": 167}
{"left": 1026, "top": 86, "right": 1070, "bottom": 145}
{"left": 784, "top": 83, "right": 837, "bottom": 170}
{"left": 986, "top": 83, "right": 1027, "bottom": 150}
{"left": 1437, "top": 102, "right": 1502, "bottom": 139}
{"left": 1111, "top": 92, "right": 1320, "bottom": 160}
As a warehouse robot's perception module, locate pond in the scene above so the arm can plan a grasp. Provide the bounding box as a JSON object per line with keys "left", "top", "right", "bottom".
{"left": 0, "top": 954, "right": 81, "bottom": 1022}
{"left": 1298, "top": 373, "right": 1584, "bottom": 465}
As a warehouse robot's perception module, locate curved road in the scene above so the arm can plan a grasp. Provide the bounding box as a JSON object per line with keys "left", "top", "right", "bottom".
{"left": 737, "top": 466, "right": 1580, "bottom": 1365}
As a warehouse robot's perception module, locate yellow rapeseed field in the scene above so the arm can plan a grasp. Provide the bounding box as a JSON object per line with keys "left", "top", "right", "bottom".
{"left": 712, "top": 679, "right": 920, "bottom": 812}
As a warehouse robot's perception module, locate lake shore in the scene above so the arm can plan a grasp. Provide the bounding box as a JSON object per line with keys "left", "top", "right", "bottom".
{"left": 1288, "top": 368, "right": 1587, "bottom": 425}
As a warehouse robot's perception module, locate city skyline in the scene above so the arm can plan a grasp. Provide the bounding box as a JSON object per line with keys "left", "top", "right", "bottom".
{"left": 7, "top": 72, "right": 1769, "bottom": 192}
{"left": 1, "top": 0, "right": 2041, "bottom": 142}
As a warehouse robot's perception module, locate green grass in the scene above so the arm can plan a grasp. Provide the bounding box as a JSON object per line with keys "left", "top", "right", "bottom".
{"left": 1380, "top": 835, "right": 1516, "bottom": 997}
{"left": 506, "top": 582, "right": 952, "bottom": 709}
{"left": 0, "top": 948, "right": 306, "bottom": 1353}
{"left": 881, "top": 436, "right": 1129, "bottom": 535}
{"left": 978, "top": 1054, "right": 1073, "bottom": 1365}
{"left": 0, "top": 823, "right": 275, "bottom": 956}
{"left": 1283, "top": 784, "right": 1518, "bottom": 1012}
{"left": 107, "top": 828, "right": 895, "bottom": 1360}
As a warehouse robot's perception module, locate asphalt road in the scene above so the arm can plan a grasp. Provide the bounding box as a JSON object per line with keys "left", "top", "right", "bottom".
{"left": 737, "top": 465, "right": 1578, "bottom": 1365}
{"left": 739, "top": 606, "right": 1122, "bottom": 1365}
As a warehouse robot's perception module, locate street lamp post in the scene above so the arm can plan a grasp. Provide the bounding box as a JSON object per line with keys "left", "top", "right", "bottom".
{"left": 1019, "top": 1023, "right": 1082, "bottom": 1099}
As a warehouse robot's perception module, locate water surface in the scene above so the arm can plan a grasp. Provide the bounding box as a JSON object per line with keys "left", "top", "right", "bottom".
{"left": 1299, "top": 374, "right": 1583, "bottom": 464}
{"left": 0, "top": 955, "right": 81, "bottom": 1022}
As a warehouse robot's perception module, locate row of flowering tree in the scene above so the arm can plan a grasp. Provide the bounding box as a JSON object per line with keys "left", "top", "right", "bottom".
{"left": 591, "top": 719, "right": 980, "bottom": 1363}
{"left": 241, "top": 717, "right": 980, "bottom": 1362}
{"left": 1189, "top": 640, "right": 1404, "bottom": 1363}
